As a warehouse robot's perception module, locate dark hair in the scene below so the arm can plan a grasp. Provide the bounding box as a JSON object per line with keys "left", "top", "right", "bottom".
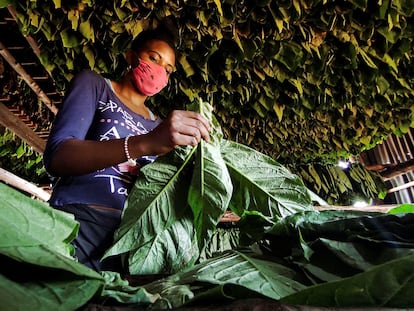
{"left": 130, "top": 19, "right": 178, "bottom": 56}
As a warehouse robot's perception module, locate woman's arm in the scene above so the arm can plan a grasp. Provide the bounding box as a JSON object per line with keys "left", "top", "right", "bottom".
{"left": 47, "top": 138, "right": 126, "bottom": 176}
{"left": 48, "top": 109, "right": 211, "bottom": 176}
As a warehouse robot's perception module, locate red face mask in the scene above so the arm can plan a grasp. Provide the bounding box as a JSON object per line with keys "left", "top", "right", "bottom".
{"left": 132, "top": 59, "right": 168, "bottom": 96}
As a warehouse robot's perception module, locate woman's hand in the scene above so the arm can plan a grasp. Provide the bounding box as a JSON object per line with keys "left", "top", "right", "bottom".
{"left": 130, "top": 110, "right": 211, "bottom": 156}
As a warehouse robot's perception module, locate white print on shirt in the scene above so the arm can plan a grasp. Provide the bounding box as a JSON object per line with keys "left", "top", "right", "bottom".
{"left": 95, "top": 165, "right": 134, "bottom": 197}
{"left": 98, "top": 99, "right": 149, "bottom": 134}
{"left": 94, "top": 128, "right": 137, "bottom": 196}
{"left": 94, "top": 174, "right": 130, "bottom": 196}
{"left": 100, "top": 126, "right": 120, "bottom": 141}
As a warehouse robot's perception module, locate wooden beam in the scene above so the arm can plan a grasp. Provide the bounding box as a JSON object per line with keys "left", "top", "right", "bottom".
{"left": 387, "top": 181, "right": 414, "bottom": 194}
{"left": 7, "top": 5, "right": 41, "bottom": 57}
{"left": 0, "top": 167, "right": 51, "bottom": 202}
{"left": 0, "top": 39, "right": 58, "bottom": 115}
{"left": 314, "top": 204, "right": 397, "bottom": 213}
{"left": 0, "top": 103, "right": 46, "bottom": 154}
{"left": 365, "top": 158, "right": 414, "bottom": 180}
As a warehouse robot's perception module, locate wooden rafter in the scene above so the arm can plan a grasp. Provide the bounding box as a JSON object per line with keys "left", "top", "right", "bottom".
{"left": 7, "top": 6, "right": 41, "bottom": 57}
{"left": 365, "top": 158, "right": 414, "bottom": 181}
{"left": 0, "top": 103, "right": 46, "bottom": 154}
{"left": 0, "top": 39, "right": 58, "bottom": 115}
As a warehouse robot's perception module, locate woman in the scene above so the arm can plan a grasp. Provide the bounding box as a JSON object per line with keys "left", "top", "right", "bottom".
{"left": 43, "top": 25, "right": 210, "bottom": 272}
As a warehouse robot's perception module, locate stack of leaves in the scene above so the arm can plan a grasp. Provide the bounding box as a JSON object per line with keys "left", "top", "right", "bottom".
{"left": 104, "top": 99, "right": 314, "bottom": 274}
{"left": 2, "top": 138, "right": 414, "bottom": 309}
{"left": 0, "top": 182, "right": 104, "bottom": 310}
{"left": 128, "top": 208, "right": 414, "bottom": 309}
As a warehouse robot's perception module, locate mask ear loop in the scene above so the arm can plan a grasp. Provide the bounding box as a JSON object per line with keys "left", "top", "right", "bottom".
{"left": 124, "top": 50, "right": 138, "bottom": 75}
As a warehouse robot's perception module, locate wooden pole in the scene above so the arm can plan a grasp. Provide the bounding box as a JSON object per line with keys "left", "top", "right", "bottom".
{"left": 0, "top": 167, "right": 51, "bottom": 202}
{"left": 0, "top": 103, "right": 46, "bottom": 154}
{"left": 0, "top": 39, "right": 58, "bottom": 115}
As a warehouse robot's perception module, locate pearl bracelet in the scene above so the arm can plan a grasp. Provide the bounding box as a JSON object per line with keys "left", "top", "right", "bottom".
{"left": 124, "top": 134, "right": 137, "bottom": 166}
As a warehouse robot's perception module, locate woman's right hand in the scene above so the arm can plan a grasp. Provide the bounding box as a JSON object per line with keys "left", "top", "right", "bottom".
{"left": 131, "top": 110, "right": 211, "bottom": 156}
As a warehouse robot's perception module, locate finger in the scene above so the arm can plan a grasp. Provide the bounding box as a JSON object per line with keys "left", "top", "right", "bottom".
{"left": 172, "top": 132, "right": 198, "bottom": 147}
{"left": 168, "top": 110, "right": 211, "bottom": 143}
{"left": 182, "top": 113, "right": 211, "bottom": 142}
{"left": 178, "top": 123, "right": 207, "bottom": 145}
{"left": 186, "top": 111, "right": 211, "bottom": 132}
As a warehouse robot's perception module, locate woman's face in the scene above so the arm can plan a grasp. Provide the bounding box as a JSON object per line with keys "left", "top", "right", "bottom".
{"left": 135, "top": 39, "right": 176, "bottom": 77}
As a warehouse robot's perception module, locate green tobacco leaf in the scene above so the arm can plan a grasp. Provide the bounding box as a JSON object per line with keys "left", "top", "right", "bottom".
{"left": 127, "top": 212, "right": 199, "bottom": 274}
{"left": 1, "top": 270, "right": 102, "bottom": 311}
{"left": 0, "top": 0, "right": 14, "bottom": 9}
{"left": 0, "top": 182, "right": 78, "bottom": 257}
{"left": 220, "top": 139, "right": 313, "bottom": 218}
{"left": 266, "top": 210, "right": 414, "bottom": 284}
{"left": 199, "top": 228, "right": 241, "bottom": 261}
{"left": 106, "top": 99, "right": 233, "bottom": 274}
{"left": 79, "top": 19, "right": 95, "bottom": 42}
{"left": 0, "top": 183, "right": 104, "bottom": 311}
{"left": 104, "top": 147, "right": 199, "bottom": 274}
{"left": 388, "top": 204, "right": 414, "bottom": 214}
{"left": 143, "top": 250, "right": 306, "bottom": 309}
{"left": 60, "top": 29, "right": 82, "bottom": 47}
{"left": 281, "top": 254, "right": 414, "bottom": 308}
{"left": 99, "top": 271, "right": 160, "bottom": 305}
{"left": 274, "top": 42, "right": 304, "bottom": 71}
{"left": 187, "top": 99, "right": 233, "bottom": 249}
{"left": 268, "top": 210, "right": 414, "bottom": 246}
{"left": 189, "top": 140, "right": 233, "bottom": 249}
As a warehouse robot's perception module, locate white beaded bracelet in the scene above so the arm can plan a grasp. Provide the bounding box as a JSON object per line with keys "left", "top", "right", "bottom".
{"left": 124, "top": 134, "right": 137, "bottom": 166}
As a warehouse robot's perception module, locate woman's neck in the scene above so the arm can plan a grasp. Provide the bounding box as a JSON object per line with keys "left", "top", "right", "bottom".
{"left": 111, "top": 77, "right": 150, "bottom": 118}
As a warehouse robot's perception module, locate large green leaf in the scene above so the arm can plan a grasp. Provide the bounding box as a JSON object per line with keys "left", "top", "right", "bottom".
{"left": 188, "top": 99, "right": 233, "bottom": 249}
{"left": 266, "top": 210, "right": 414, "bottom": 283}
{"left": 189, "top": 140, "right": 233, "bottom": 249}
{"left": 0, "top": 183, "right": 104, "bottom": 310}
{"left": 0, "top": 182, "right": 78, "bottom": 258}
{"left": 103, "top": 147, "right": 199, "bottom": 274}
{"left": 220, "top": 139, "right": 313, "bottom": 218}
{"left": 105, "top": 99, "right": 234, "bottom": 274}
{"left": 126, "top": 211, "right": 199, "bottom": 274}
{"left": 142, "top": 250, "right": 307, "bottom": 309}
{"left": 281, "top": 254, "right": 414, "bottom": 308}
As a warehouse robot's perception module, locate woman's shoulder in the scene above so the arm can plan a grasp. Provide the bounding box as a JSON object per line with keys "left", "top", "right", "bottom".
{"left": 66, "top": 70, "right": 107, "bottom": 94}
{"left": 72, "top": 69, "right": 105, "bottom": 83}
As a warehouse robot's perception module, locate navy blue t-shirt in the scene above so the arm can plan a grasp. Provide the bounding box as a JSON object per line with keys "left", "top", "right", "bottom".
{"left": 44, "top": 70, "right": 162, "bottom": 211}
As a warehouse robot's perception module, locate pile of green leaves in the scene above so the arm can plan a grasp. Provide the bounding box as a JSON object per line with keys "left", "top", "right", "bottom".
{"left": 2, "top": 164, "right": 414, "bottom": 309}
{"left": 131, "top": 209, "right": 414, "bottom": 309}
{"left": 104, "top": 99, "right": 314, "bottom": 274}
